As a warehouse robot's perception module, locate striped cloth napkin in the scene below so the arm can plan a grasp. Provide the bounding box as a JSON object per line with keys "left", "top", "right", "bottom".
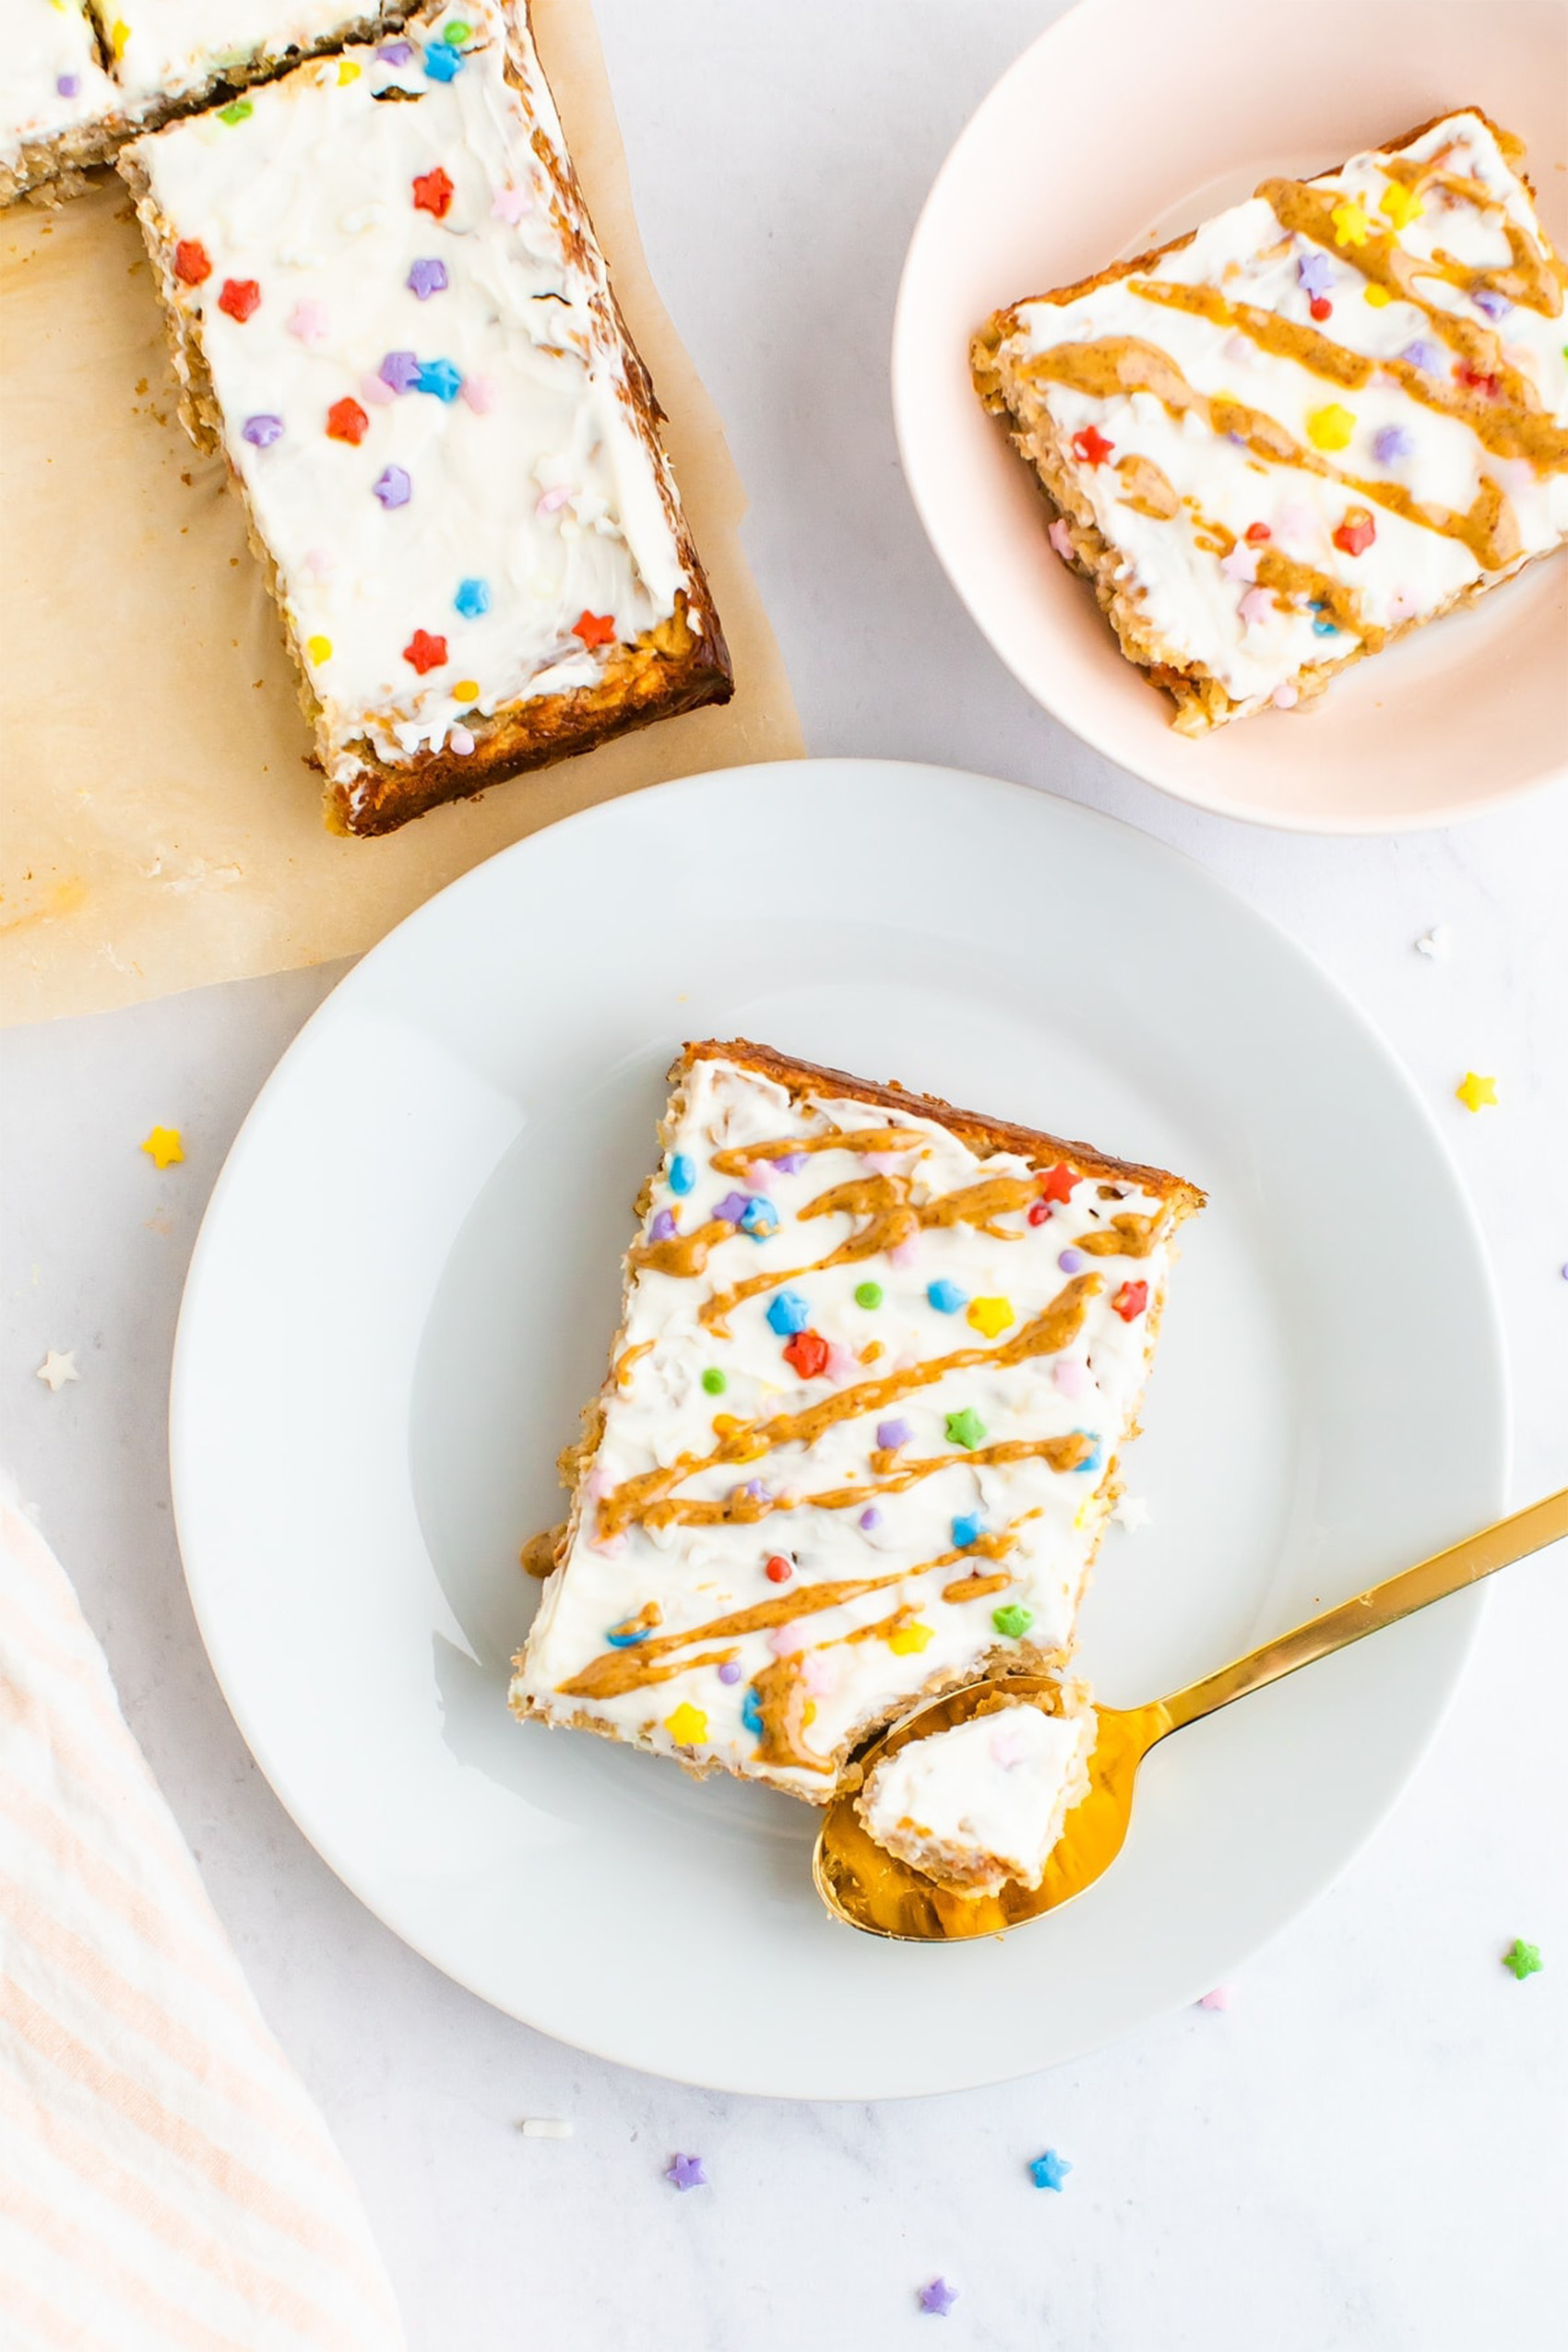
{"left": 0, "top": 1495, "right": 404, "bottom": 2350}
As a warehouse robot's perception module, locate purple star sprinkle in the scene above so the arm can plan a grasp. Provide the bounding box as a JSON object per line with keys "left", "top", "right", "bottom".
{"left": 774, "top": 1150, "right": 808, "bottom": 1174}
{"left": 379, "top": 349, "right": 421, "bottom": 394}
{"left": 372, "top": 465, "right": 411, "bottom": 510}
{"left": 375, "top": 40, "right": 414, "bottom": 63}
{"left": 859, "top": 1506, "right": 883, "bottom": 1531}
{"left": 711, "top": 1190, "right": 752, "bottom": 1225}
{"left": 1373, "top": 425, "right": 1414, "bottom": 464}
{"left": 648, "top": 1207, "right": 677, "bottom": 1241}
{"left": 732, "top": 1478, "right": 767, "bottom": 1503}
{"left": 1472, "top": 288, "right": 1512, "bottom": 321}
{"left": 1401, "top": 338, "right": 1443, "bottom": 374}
{"left": 877, "top": 1417, "right": 912, "bottom": 1451}
{"left": 241, "top": 413, "right": 283, "bottom": 448}
{"left": 717, "top": 1660, "right": 743, "bottom": 1685}
{"left": 919, "top": 2279, "right": 958, "bottom": 2317}
{"left": 665, "top": 2154, "right": 707, "bottom": 2192}
{"left": 1057, "top": 1247, "right": 1085, "bottom": 1274}
{"left": 56, "top": 73, "right": 80, "bottom": 98}
{"left": 1297, "top": 252, "right": 1334, "bottom": 300}
{"left": 407, "top": 257, "right": 448, "bottom": 301}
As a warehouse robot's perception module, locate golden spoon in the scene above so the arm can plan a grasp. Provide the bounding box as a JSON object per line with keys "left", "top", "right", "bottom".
{"left": 814, "top": 1488, "right": 1568, "bottom": 1942}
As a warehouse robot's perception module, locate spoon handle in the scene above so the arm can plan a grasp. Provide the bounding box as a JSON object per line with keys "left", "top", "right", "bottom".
{"left": 1160, "top": 1488, "right": 1568, "bottom": 1734}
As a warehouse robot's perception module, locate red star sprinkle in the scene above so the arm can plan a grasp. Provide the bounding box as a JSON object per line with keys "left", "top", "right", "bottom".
{"left": 173, "top": 240, "right": 211, "bottom": 286}
{"left": 1309, "top": 295, "right": 1332, "bottom": 322}
{"left": 1038, "top": 1162, "right": 1078, "bottom": 1205}
{"left": 1112, "top": 1280, "right": 1148, "bottom": 1322}
{"left": 782, "top": 1330, "right": 829, "bottom": 1379}
{"left": 402, "top": 629, "right": 448, "bottom": 674}
{"left": 326, "top": 397, "right": 369, "bottom": 445}
{"left": 217, "top": 277, "right": 261, "bottom": 323}
{"left": 764, "top": 1556, "right": 792, "bottom": 1584}
{"left": 1071, "top": 425, "right": 1115, "bottom": 468}
{"left": 1332, "top": 508, "right": 1376, "bottom": 558}
{"left": 1244, "top": 522, "right": 1272, "bottom": 544}
{"left": 412, "top": 166, "right": 454, "bottom": 219}
{"left": 572, "top": 610, "right": 617, "bottom": 649}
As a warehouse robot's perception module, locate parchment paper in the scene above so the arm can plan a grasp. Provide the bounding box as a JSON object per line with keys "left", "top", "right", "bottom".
{"left": 0, "top": 0, "right": 802, "bottom": 1025}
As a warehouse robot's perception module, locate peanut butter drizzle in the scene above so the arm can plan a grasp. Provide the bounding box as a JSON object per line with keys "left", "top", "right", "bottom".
{"left": 1258, "top": 172, "right": 1562, "bottom": 327}
{"left": 748, "top": 1654, "right": 829, "bottom": 1772}
{"left": 556, "top": 1570, "right": 914, "bottom": 1699}
{"left": 789, "top": 1439, "right": 1090, "bottom": 1526}
{"left": 613, "top": 1338, "right": 655, "bottom": 1388}
{"left": 1114, "top": 451, "right": 1182, "bottom": 517}
{"left": 941, "top": 1570, "right": 1013, "bottom": 1603}
{"left": 708, "top": 1126, "right": 928, "bottom": 1176}
{"left": 595, "top": 1275, "right": 1102, "bottom": 1537}
{"left": 1073, "top": 1212, "right": 1160, "bottom": 1258}
{"left": 1030, "top": 336, "right": 1532, "bottom": 573}
{"left": 1381, "top": 151, "right": 1565, "bottom": 309}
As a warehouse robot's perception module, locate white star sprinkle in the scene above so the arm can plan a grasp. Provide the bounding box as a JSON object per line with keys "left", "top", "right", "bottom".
{"left": 1111, "top": 1493, "right": 1152, "bottom": 1532}
{"left": 1414, "top": 926, "right": 1452, "bottom": 961}
{"left": 36, "top": 1349, "right": 78, "bottom": 1393}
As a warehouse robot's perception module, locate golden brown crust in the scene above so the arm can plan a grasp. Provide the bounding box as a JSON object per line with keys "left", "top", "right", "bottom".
{"left": 679, "top": 1037, "right": 1206, "bottom": 1218}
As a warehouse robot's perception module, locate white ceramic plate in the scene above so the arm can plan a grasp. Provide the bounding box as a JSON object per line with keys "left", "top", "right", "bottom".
{"left": 171, "top": 761, "right": 1507, "bottom": 2097}
{"left": 892, "top": 0, "right": 1568, "bottom": 832}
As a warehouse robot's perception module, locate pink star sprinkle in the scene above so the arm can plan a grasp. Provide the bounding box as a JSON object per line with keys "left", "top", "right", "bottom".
{"left": 1052, "top": 1356, "right": 1087, "bottom": 1398}
{"left": 535, "top": 483, "right": 573, "bottom": 514}
{"left": 768, "top": 1623, "right": 806, "bottom": 1657}
{"left": 802, "top": 1653, "right": 837, "bottom": 1696}
{"left": 492, "top": 183, "right": 529, "bottom": 223}
{"left": 361, "top": 372, "right": 396, "bottom": 407}
{"left": 287, "top": 300, "right": 329, "bottom": 344}
{"left": 1239, "top": 586, "right": 1275, "bottom": 630}
{"left": 825, "top": 1344, "right": 858, "bottom": 1380}
{"left": 1047, "top": 517, "right": 1074, "bottom": 561}
{"left": 744, "top": 1160, "right": 776, "bottom": 1191}
{"left": 1219, "top": 543, "right": 1258, "bottom": 582}
{"left": 1198, "top": 1985, "right": 1235, "bottom": 2011}
{"left": 888, "top": 1240, "right": 918, "bottom": 1268}
{"left": 461, "top": 373, "right": 497, "bottom": 414}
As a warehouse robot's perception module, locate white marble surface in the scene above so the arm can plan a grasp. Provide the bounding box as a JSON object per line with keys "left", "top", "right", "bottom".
{"left": 4, "top": 3, "right": 1566, "bottom": 2343}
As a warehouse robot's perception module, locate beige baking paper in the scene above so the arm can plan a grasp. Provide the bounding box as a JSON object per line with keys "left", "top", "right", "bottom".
{"left": 0, "top": 0, "right": 802, "bottom": 1026}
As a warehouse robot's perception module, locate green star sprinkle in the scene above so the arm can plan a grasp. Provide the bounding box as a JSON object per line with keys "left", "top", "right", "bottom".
{"left": 945, "top": 1408, "right": 987, "bottom": 1449}
{"left": 1503, "top": 1939, "right": 1543, "bottom": 1980}
{"left": 992, "top": 1604, "right": 1034, "bottom": 1639}
{"left": 700, "top": 1368, "right": 726, "bottom": 1396}
{"left": 854, "top": 1281, "right": 884, "bottom": 1309}
{"left": 218, "top": 99, "right": 254, "bottom": 125}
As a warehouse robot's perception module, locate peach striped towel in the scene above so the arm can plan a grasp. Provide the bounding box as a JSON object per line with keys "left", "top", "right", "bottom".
{"left": 0, "top": 1497, "right": 403, "bottom": 2350}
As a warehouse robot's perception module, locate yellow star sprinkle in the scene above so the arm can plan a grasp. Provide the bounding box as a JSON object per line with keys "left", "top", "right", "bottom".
{"left": 1380, "top": 182, "right": 1423, "bottom": 231}
{"left": 1307, "top": 404, "right": 1356, "bottom": 451}
{"left": 1455, "top": 1072, "right": 1498, "bottom": 1112}
{"left": 111, "top": 18, "right": 129, "bottom": 56}
{"left": 888, "top": 1623, "right": 934, "bottom": 1656}
{"left": 663, "top": 1703, "right": 707, "bottom": 1746}
{"left": 966, "top": 1296, "right": 1015, "bottom": 1338}
{"left": 1330, "top": 196, "right": 1370, "bottom": 247}
{"left": 338, "top": 57, "right": 361, "bottom": 82}
{"left": 140, "top": 1126, "right": 184, "bottom": 1170}
{"left": 307, "top": 635, "right": 333, "bottom": 664}
{"left": 1363, "top": 284, "right": 1391, "bottom": 307}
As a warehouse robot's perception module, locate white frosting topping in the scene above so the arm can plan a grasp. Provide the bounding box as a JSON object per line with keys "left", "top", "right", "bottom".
{"left": 513, "top": 1053, "right": 1184, "bottom": 1800}
{"left": 859, "top": 1697, "right": 1094, "bottom": 1893}
{"left": 124, "top": 0, "right": 691, "bottom": 785}
{"left": 1003, "top": 113, "right": 1568, "bottom": 711}
{"left": 97, "top": 0, "right": 375, "bottom": 104}
{"left": 2, "top": 0, "right": 120, "bottom": 171}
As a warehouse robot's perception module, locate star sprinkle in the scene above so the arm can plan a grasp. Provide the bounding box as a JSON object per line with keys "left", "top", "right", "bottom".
{"left": 1111, "top": 1280, "right": 1148, "bottom": 1323}
{"left": 373, "top": 466, "right": 411, "bottom": 510}
{"left": 412, "top": 166, "right": 455, "bottom": 218}
{"left": 668, "top": 1153, "right": 695, "bottom": 1195}
{"left": 663, "top": 1704, "right": 707, "bottom": 1747}
{"left": 1455, "top": 1072, "right": 1498, "bottom": 1112}
{"left": 1198, "top": 1985, "right": 1235, "bottom": 2011}
{"left": 783, "top": 1330, "right": 829, "bottom": 1379}
{"left": 665, "top": 2154, "right": 707, "bottom": 2191}
{"left": 877, "top": 1417, "right": 912, "bottom": 1451}
{"left": 379, "top": 349, "right": 421, "bottom": 394}
{"left": 741, "top": 1688, "right": 764, "bottom": 1735}
{"left": 1307, "top": 404, "right": 1355, "bottom": 451}
{"left": 952, "top": 1513, "right": 985, "bottom": 1550}
{"left": 36, "top": 1349, "right": 78, "bottom": 1393}
{"left": 1297, "top": 252, "right": 1335, "bottom": 300}
{"left": 1111, "top": 1492, "right": 1152, "bottom": 1532}
{"left": 422, "top": 39, "right": 463, "bottom": 81}
{"left": 140, "top": 1125, "right": 184, "bottom": 1169}
{"left": 1048, "top": 517, "right": 1075, "bottom": 561}
{"left": 408, "top": 257, "right": 449, "bottom": 300}
{"left": 1028, "top": 2149, "right": 1073, "bottom": 2191}
{"left": 572, "top": 611, "right": 617, "bottom": 648}
{"left": 1038, "top": 1162, "right": 1078, "bottom": 1205}
{"left": 1238, "top": 586, "right": 1275, "bottom": 630}
{"left": 1379, "top": 181, "right": 1422, "bottom": 231}
{"left": 416, "top": 358, "right": 463, "bottom": 401}
{"left": 327, "top": 398, "right": 369, "bottom": 445}
{"left": 1219, "top": 542, "right": 1259, "bottom": 583}
{"left": 739, "top": 1196, "right": 778, "bottom": 1239}
{"left": 173, "top": 240, "right": 210, "bottom": 286}
{"left": 965, "top": 1297, "right": 1013, "bottom": 1338}
{"left": 766, "top": 1289, "right": 810, "bottom": 1336}
{"left": 918, "top": 2279, "right": 958, "bottom": 2317}
{"left": 492, "top": 183, "right": 529, "bottom": 223}
{"left": 1329, "top": 196, "right": 1370, "bottom": 246}
{"left": 1374, "top": 425, "right": 1414, "bottom": 464}
{"left": 888, "top": 1622, "right": 934, "bottom": 1655}
{"left": 927, "top": 1280, "right": 967, "bottom": 1314}
{"left": 1332, "top": 508, "right": 1376, "bottom": 557}
{"left": 1503, "top": 1939, "right": 1543, "bottom": 1980}
{"left": 454, "top": 577, "right": 491, "bottom": 619}
{"left": 403, "top": 629, "right": 447, "bottom": 674}
{"left": 945, "top": 1408, "right": 988, "bottom": 1449}
{"left": 286, "top": 300, "right": 328, "bottom": 344}
{"left": 992, "top": 1603, "right": 1033, "bottom": 1639}
{"left": 1401, "top": 338, "right": 1443, "bottom": 374}
{"left": 217, "top": 278, "right": 261, "bottom": 323}
{"left": 1414, "top": 925, "right": 1452, "bottom": 960}
{"left": 1472, "top": 288, "right": 1512, "bottom": 322}
{"left": 242, "top": 414, "right": 284, "bottom": 448}
{"left": 1071, "top": 425, "right": 1114, "bottom": 467}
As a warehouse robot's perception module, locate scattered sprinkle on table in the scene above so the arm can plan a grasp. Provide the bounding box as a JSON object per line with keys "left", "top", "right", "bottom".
{"left": 1198, "top": 1985, "right": 1235, "bottom": 2011}
{"left": 36, "top": 1349, "right": 79, "bottom": 1393}
{"left": 1028, "top": 2149, "right": 1073, "bottom": 2191}
{"left": 1455, "top": 1072, "right": 1498, "bottom": 1113}
{"left": 1414, "top": 925, "right": 1452, "bottom": 961}
{"left": 1111, "top": 1493, "right": 1152, "bottom": 1533}
{"left": 1503, "top": 1939, "right": 1543, "bottom": 1980}
{"left": 140, "top": 1126, "right": 184, "bottom": 1169}
{"left": 918, "top": 2279, "right": 958, "bottom": 2316}
{"left": 665, "top": 2153, "right": 707, "bottom": 2190}
{"left": 517, "top": 2119, "right": 573, "bottom": 2138}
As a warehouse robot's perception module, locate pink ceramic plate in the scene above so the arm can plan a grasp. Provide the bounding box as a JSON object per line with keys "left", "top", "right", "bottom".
{"left": 892, "top": 0, "right": 1568, "bottom": 832}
